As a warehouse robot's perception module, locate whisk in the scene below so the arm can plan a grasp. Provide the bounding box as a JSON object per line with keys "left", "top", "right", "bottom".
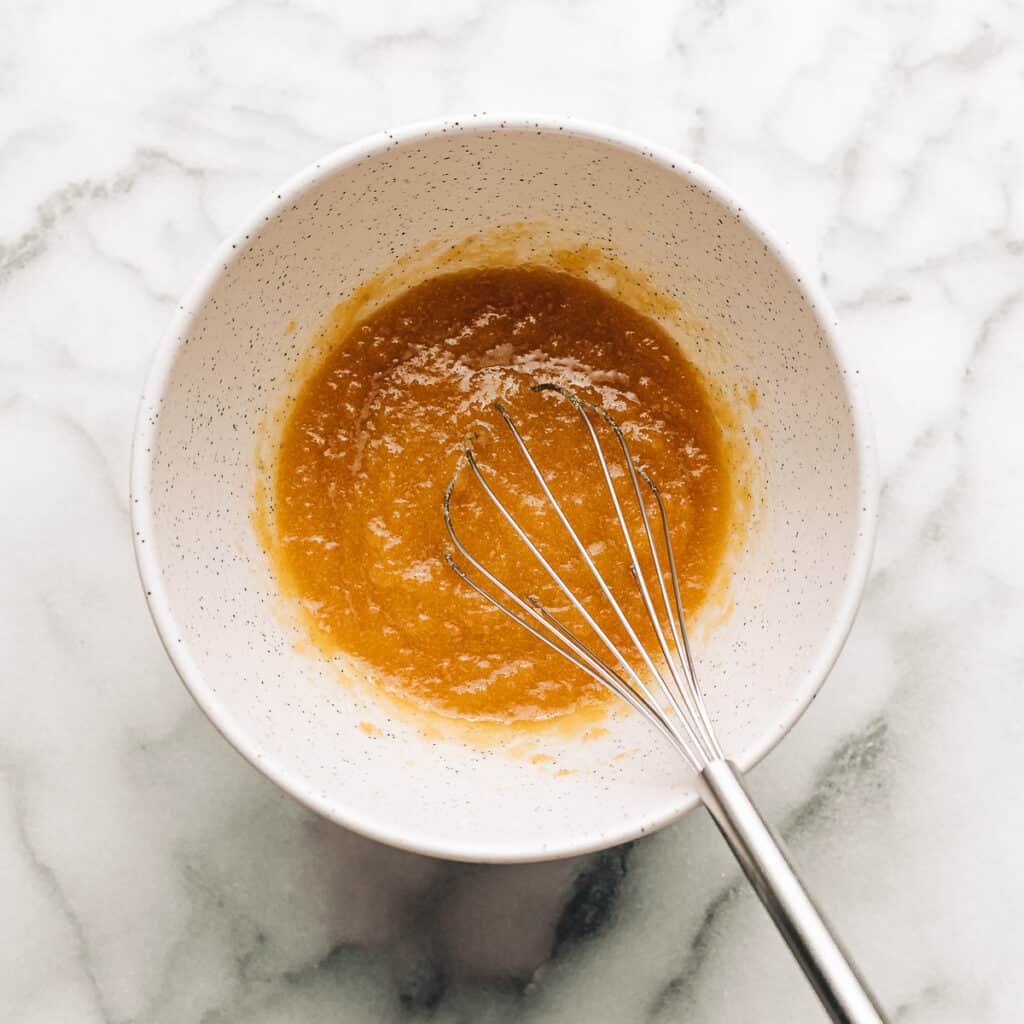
{"left": 443, "top": 383, "right": 887, "bottom": 1024}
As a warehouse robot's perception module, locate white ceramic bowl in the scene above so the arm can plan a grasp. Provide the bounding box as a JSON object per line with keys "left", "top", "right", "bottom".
{"left": 132, "top": 115, "right": 877, "bottom": 862}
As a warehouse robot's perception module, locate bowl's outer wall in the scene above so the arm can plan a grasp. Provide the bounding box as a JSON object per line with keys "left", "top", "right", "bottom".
{"left": 133, "top": 117, "right": 876, "bottom": 862}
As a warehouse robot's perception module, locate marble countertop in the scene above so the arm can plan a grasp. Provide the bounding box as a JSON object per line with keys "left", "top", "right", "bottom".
{"left": 4, "top": 1, "right": 1023, "bottom": 1021}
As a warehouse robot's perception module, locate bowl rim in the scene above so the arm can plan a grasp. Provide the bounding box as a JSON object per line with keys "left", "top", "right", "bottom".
{"left": 131, "top": 112, "right": 879, "bottom": 863}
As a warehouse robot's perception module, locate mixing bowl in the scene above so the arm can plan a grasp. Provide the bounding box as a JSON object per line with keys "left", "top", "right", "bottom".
{"left": 131, "top": 115, "right": 877, "bottom": 862}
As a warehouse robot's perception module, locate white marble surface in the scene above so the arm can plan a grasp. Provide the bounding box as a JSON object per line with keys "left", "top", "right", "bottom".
{"left": 3, "top": 1, "right": 1023, "bottom": 1020}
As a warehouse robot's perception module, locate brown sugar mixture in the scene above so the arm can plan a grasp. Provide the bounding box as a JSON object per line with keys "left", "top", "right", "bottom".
{"left": 271, "top": 266, "right": 732, "bottom": 722}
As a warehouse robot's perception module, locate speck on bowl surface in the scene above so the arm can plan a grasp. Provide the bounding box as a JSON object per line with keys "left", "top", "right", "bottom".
{"left": 131, "top": 115, "right": 877, "bottom": 863}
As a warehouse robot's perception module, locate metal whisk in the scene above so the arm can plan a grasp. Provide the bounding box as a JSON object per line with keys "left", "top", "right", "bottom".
{"left": 443, "top": 383, "right": 887, "bottom": 1024}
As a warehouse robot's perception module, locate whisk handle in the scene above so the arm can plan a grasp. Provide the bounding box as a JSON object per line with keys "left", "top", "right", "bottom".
{"left": 698, "top": 759, "right": 888, "bottom": 1024}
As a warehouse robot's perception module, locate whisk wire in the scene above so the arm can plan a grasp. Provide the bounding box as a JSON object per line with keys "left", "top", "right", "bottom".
{"left": 445, "top": 386, "right": 727, "bottom": 771}
{"left": 536, "top": 384, "right": 722, "bottom": 763}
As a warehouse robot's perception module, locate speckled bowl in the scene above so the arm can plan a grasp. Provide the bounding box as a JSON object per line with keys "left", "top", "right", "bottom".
{"left": 131, "top": 115, "right": 877, "bottom": 862}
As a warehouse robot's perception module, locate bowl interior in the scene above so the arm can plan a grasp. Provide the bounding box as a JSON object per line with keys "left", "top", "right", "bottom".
{"left": 135, "top": 119, "right": 873, "bottom": 861}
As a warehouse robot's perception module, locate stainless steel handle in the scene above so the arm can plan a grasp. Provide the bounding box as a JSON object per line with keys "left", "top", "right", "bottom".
{"left": 698, "top": 759, "right": 888, "bottom": 1023}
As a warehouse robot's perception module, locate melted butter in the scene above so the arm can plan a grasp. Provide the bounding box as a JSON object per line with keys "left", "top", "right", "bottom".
{"left": 270, "top": 265, "right": 732, "bottom": 722}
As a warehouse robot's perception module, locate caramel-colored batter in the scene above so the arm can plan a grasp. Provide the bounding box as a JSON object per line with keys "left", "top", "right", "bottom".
{"left": 272, "top": 266, "right": 731, "bottom": 721}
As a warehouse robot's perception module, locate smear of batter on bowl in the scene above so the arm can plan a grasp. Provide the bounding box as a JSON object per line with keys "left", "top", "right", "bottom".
{"left": 269, "top": 265, "right": 733, "bottom": 723}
